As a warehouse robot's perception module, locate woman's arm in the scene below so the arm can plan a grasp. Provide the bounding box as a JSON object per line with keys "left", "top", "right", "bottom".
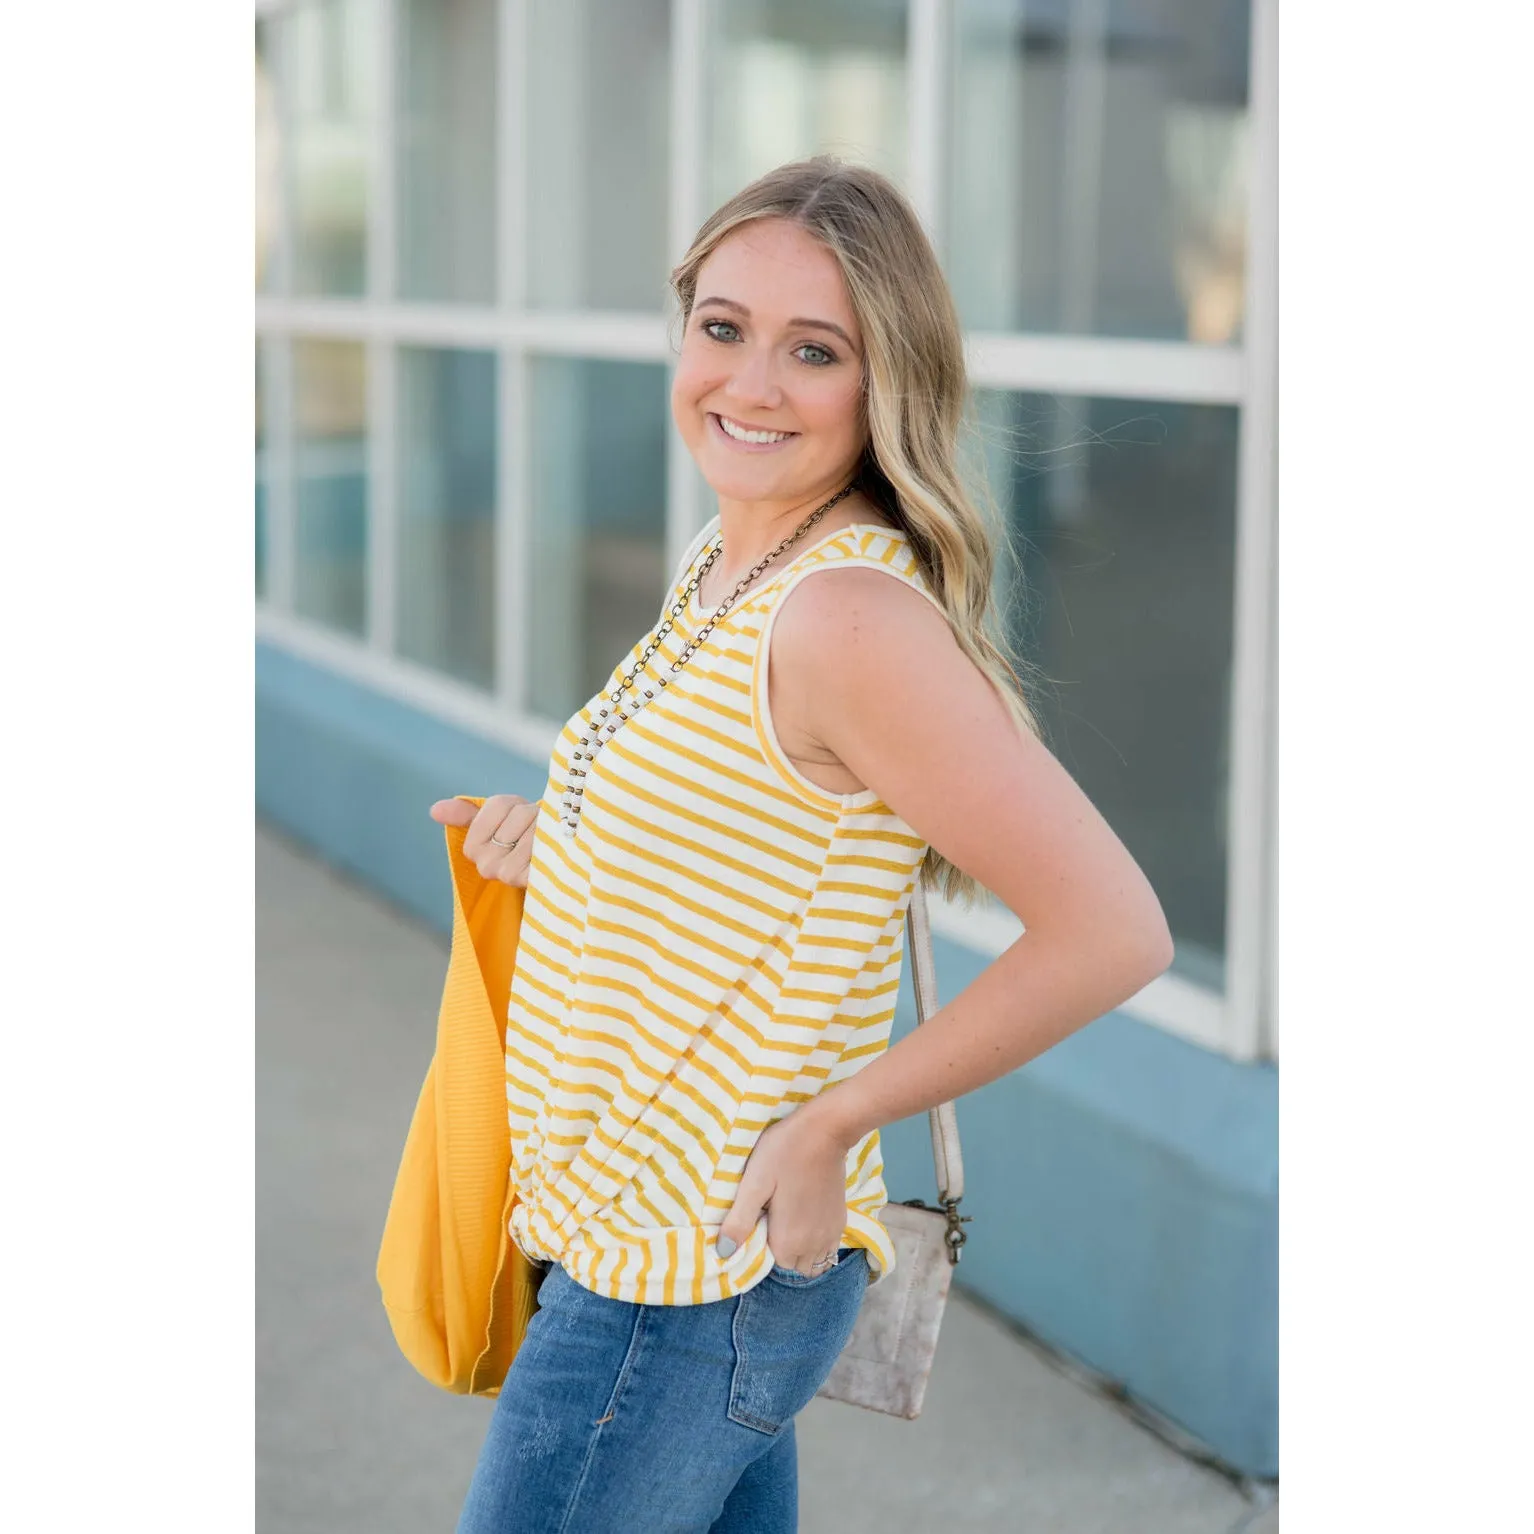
{"left": 775, "top": 565, "right": 1175, "bottom": 1153}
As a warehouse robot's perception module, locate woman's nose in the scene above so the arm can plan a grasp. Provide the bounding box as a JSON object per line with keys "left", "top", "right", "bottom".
{"left": 723, "top": 345, "right": 782, "bottom": 409}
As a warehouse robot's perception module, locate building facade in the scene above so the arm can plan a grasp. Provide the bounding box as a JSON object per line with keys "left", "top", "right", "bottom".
{"left": 255, "top": 0, "right": 1277, "bottom": 1477}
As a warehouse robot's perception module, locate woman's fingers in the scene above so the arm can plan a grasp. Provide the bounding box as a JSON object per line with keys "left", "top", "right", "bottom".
{"left": 465, "top": 795, "right": 524, "bottom": 855}
{"left": 486, "top": 798, "right": 528, "bottom": 847}
{"left": 484, "top": 803, "right": 539, "bottom": 888}
{"left": 429, "top": 794, "right": 537, "bottom": 887}
{"left": 468, "top": 795, "right": 537, "bottom": 887}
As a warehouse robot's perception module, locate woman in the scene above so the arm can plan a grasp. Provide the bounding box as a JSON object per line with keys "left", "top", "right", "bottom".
{"left": 436, "top": 157, "right": 1174, "bottom": 1532}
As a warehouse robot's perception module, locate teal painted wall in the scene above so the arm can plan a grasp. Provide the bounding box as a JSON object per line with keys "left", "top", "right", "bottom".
{"left": 256, "top": 640, "right": 1278, "bottom": 1477}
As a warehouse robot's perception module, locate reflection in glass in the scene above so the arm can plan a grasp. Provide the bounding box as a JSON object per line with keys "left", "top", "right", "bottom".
{"left": 951, "top": 0, "right": 1250, "bottom": 342}
{"left": 708, "top": 0, "right": 908, "bottom": 209}
{"left": 396, "top": 349, "right": 497, "bottom": 689}
{"left": 527, "top": 359, "right": 669, "bottom": 721}
{"left": 973, "top": 389, "right": 1238, "bottom": 988}
{"left": 279, "top": 0, "right": 373, "bottom": 296}
{"left": 525, "top": 0, "right": 671, "bottom": 310}
{"left": 293, "top": 339, "right": 368, "bottom": 635}
{"left": 398, "top": 0, "right": 498, "bottom": 303}
{"left": 256, "top": 342, "right": 268, "bottom": 598}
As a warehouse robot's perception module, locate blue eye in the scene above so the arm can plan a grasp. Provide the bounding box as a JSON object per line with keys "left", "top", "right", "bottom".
{"left": 796, "top": 343, "right": 835, "bottom": 367}
{"left": 702, "top": 319, "right": 739, "bottom": 342}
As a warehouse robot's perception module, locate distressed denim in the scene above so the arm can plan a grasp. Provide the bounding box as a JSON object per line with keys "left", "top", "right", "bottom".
{"left": 456, "top": 1246, "right": 869, "bottom": 1533}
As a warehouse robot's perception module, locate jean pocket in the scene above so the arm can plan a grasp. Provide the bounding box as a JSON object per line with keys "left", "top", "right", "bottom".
{"left": 766, "top": 1245, "right": 860, "bottom": 1288}
{"left": 531, "top": 1258, "right": 574, "bottom": 1308}
{"left": 727, "top": 1248, "right": 868, "bottom": 1435}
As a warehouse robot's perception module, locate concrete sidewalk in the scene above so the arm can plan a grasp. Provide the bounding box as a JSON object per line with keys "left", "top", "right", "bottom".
{"left": 256, "top": 824, "right": 1277, "bottom": 1533}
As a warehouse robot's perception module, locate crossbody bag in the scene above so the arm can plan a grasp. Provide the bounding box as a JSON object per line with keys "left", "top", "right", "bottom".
{"left": 816, "top": 876, "right": 970, "bottom": 1420}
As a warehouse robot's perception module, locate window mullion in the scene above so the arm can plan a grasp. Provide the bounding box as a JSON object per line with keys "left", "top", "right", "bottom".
{"left": 906, "top": 0, "right": 951, "bottom": 250}
{"left": 666, "top": 0, "right": 710, "bottom": 568}
{"left": 497, "top": 0, "right": 528, "bottom": 312}
{"left": 264, "top": 7, "right": 294, "bottom": 298}
{"left": 368, "top": 0, "right": 397, "bottom": 302}
{"left": 1224, "top": 0, "right": 1279, "bottom": 1062}
{"left": 366, "top": 340, "right": 398, "bottom": 655}
{"left": 362, "top": 0, "right": 398, "bottom": 655}
{"left": 495, "top": 0, "right": 531, "bottom": 710}
{"left": 1263, "top": 553, "right": 1279, "bottom": 1060}
{"left": 260, "top": 9, "right": 297, "bottom": 615}
{"left": 497, "top": 348, "right": 530, "bottom": 710}
{"left": 265, "top": 336, "right": 297, "bottom": 613}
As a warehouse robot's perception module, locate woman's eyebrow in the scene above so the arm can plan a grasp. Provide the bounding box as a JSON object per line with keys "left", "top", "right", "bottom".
{"left": 694, "top": 296, "right": 856, "bottom": 350}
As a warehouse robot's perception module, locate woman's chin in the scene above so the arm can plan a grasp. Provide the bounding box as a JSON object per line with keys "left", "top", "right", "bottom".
{"left": 694, "top": 455, "right": 796, "bottom": 504}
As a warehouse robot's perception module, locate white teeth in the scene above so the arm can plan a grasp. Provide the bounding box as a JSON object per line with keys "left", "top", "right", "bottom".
{"left": 717, "top": 415, "right": 792, "bottom": 445}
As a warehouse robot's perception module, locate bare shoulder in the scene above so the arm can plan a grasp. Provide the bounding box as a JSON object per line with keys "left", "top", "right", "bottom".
{"left": 766, "top": 563, "right": 961, "bottom": 792}
{"left": 773, "top": 561, "right": 956, "bottom": 680}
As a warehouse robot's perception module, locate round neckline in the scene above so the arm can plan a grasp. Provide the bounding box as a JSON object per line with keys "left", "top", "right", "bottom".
{"left": 684, "top": 520, "right": 903, "bottom": 621}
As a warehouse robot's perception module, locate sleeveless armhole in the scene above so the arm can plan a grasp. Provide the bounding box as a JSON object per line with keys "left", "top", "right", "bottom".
{"left": 751, "top": 554, "right": 950, "bottom": 813}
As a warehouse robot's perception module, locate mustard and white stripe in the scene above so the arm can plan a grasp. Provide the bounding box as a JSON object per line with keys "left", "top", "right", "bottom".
{"left": 506, "top": 516, "right": 945, "bottom": 1304}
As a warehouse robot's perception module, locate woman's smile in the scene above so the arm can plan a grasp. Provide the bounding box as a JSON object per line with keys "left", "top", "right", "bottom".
{"left": 708, "top": 411, "right": 800, "bottom": 451}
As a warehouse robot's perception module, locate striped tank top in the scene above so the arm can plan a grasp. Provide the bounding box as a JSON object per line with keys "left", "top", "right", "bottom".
{"left": 505, "top": 515, "right": 945, "bottom": 1305}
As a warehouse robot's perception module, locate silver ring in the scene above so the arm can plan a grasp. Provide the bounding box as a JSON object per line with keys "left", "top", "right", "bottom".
{"left": 489, "top": 831, "right": 521, "bottom": 851}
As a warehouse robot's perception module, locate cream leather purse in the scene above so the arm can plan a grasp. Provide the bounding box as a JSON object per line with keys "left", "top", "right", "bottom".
{"left": 816, "top": 878, "right": 970, "bottom": 1420}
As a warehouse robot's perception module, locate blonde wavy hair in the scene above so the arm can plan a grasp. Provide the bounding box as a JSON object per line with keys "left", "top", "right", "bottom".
{"left": 670, "top": 155, "right": 1045, "bottom": 910}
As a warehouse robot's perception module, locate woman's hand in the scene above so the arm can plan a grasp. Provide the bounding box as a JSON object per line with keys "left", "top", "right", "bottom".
{"left": 429, "top": 794, "right": 538, "bottom": 889}
{"left": 716, "top": 1105, "right": 850, "bottom": 1275}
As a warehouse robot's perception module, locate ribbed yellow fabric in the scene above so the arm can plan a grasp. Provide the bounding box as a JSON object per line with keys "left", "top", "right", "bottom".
{"left": 377, "top": 804, "right": 545, "bottom": 1396}
{"left": 507, "top": 518, "right": 945, "bottom": 1304}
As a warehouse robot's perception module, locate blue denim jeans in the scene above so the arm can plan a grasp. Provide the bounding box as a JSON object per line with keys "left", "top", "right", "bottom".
{"left": 456, "top": 1245, "right": 869, "bottom": 1533}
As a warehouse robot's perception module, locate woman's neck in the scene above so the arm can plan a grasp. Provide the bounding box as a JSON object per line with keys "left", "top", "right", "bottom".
{"left": 710, "top": 483, "right": 879, "bottom": 589}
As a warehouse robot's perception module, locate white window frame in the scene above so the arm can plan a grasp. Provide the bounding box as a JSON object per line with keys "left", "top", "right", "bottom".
{"left": 254, "top": 0, "right": 1279, "bottom": 1062}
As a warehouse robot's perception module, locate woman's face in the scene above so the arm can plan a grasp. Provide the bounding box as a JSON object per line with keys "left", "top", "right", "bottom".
{"left": 672, "top": 218, "right": 867, "bottom": 508}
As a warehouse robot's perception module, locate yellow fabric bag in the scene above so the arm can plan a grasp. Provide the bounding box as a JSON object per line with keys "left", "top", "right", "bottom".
{"left": 376, "top": 797, "right": 547, "bottom": 1395}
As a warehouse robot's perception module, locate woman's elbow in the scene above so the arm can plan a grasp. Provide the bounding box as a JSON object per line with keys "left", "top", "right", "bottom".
{"left": 1115, "top": 863, "right": 1175, "bottom": 985}
{"left": 1116, "top": 893, "right": 1174, "bottom": 986}
{"left": 1140, "top": 911, "right": 1176, "bottom": 983}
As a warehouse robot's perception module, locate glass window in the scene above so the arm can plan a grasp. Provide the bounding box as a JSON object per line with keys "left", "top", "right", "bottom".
{"left": 397, "top": 0, "right": 498, "bottom": 304}
{"left": 525, "top": 0, "right": 671, "bottom": 311}
{"left": 279, "top": 0, "right": 374, "bottom": 297}
{"left": 973, "top": 389, "right": 1238, "bottom": 989}
{"left": 707, "top": 0, "right": 909, "bottom": 210}
{"left": 396, "top": 348, "right": 498, "bottom": 688}
{"left": 255, "top": 341, "right": 268, "bottom": 599}
{"left": 526, "top": 359, "right": 670, "bottom": 721}
{"left": 293, "top": 339, "right": 369, "bottom": 636}
{"left": 951, "top": 0, "right": 1251, "bottom": 343}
